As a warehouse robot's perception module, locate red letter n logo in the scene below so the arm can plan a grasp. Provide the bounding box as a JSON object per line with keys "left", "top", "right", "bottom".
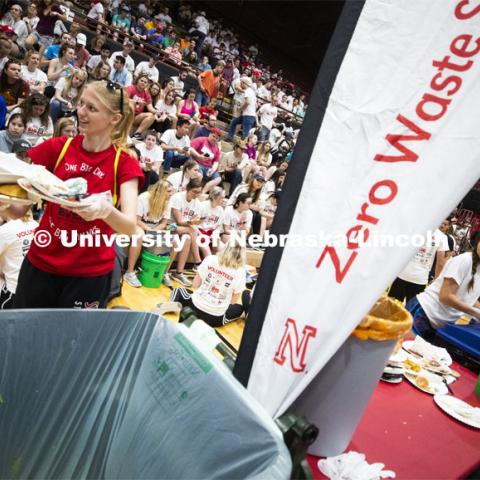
{"left": 274, "top": 318, "right": 317, "bottom": 372}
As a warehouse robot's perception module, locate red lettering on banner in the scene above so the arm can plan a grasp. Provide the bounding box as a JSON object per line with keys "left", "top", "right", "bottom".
{"left": 455, "top": 0, "right": 480, "bottom": 20}
{"left": 274, "top": 318, "right": 317, "bottom": 372}
{"left": 373, "top": 114, "right": 431, "bottom": 163}
{"left": 316, "top": 246, "right": 358, "bottom": 283}
{"left": 416, "top": 93, "right": 451, "bottom": 121}
{"left": 450, "top": 34, "right": 480, "bottom": 57}
{"left": 430, "top": 72, "right": 462, "bottom": 96}
{"left": 369, "top": 180, "right": 398, "bottom": 205}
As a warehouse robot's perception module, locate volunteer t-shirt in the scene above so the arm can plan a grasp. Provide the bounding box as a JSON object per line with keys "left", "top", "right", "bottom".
{"left": 170, "top": 191, "right": 201, "bottom": 222}
{"left": 192, "top": 254, "right": 246, "bottom": 316}
{"left": 0, "top": 219, "right": 38, "bottom": 292}
{"left": 399, "top": 229, "right": 449, "bottom": 284}
{"left": 27, "top": 135, "right": 144, "bottom": 276}
{"left": 199, "top": 200, "right": 224, "bottom": 232}
{"left": 160, "top": 129, "right": 190, "bottom": 152}
{"left": 223, "top": 206, "right": 252, "bottom": 231}
{"left": 418, "top": 252, "right": 480, "bottom": 329}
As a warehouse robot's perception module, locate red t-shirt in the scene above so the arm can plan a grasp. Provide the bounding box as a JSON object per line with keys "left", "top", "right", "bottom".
{"left": 126, "top": 85, "right": 152, "bottom": 115}
{"left": 27, "top": 136, "right": 144, "bottom": 277}
{"left": 199, "top": 105, "right": 218, "bottom": 121}
{"left": 190, "top": 136, "right": 220, "bottom": 168}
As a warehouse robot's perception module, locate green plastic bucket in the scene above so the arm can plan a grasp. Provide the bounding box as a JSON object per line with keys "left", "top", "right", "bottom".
{"left": 139, "top": 251, "right": 170, "bottom": 288}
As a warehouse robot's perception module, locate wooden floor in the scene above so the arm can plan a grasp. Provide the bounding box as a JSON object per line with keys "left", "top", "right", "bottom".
{"left": 108, "top": 281, "right": 246, "bottom": 351}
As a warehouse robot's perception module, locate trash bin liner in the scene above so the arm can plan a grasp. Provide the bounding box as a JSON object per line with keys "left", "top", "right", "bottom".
{"left": 0, "top": 310, "right": 291, "bottom": 479}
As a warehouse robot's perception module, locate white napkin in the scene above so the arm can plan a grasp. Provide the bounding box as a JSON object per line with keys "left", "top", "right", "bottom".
{"left": 410, "top": 336, "right": 452, "bottom": 365}
{"left": 318, "top": 451, "right": 396, "bottom": 480}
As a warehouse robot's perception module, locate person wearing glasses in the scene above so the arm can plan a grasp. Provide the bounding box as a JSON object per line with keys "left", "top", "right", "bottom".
{"left": 9, "top": 81, "right": 144, "bottom": 309}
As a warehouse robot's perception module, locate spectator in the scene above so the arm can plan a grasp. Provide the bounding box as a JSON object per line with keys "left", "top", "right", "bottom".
{"left": 109, "top": 55, "right": 129, "bottom": 87}
{"left": 130, "top": 16, "right": 148, "bottom": 46}
{"left": 176, "top": 88, "right": 200, "bottom": 133}
{"left": 164, "top": 41, "right": 182, "bottom": 66}
{"left": 0, "top": 112, "right": 26, "bottom": 153}
{"left": 109, "top": 40, "right": 135, "bottom": 74}
{"left": 198, "top": 97, "right": 218, "bottom": 122}
{"left": 21, "top": 50, "right": 47, "bottom": 94}
{"left": 167, "top": 159, "right": 202, "bottom": 193}
{"left": 0, "top": 59, "right": 29, "bottom": 112}
{"left": 12, "top": 92, "right": 53, "bottom": 145}
{"left": 226, "top": 76, "right": 256, "bottom": 141}
{"left": 162, "top": 27, "right": 177, "bottom": 49}
{"left": 89, "top": 34, "right": 107, "bottom": 56}
{"left": 160, "top": 76, "right": 176, "bottom": 99}
{"left": 134, "top": 56, "right": 159, "bottom": 83}
{"left": 222, "top": 192, "right": 253, "bottom": 242}
{"left": 50, "top": 68, "right": 87, "bottom": 124}
{"left": 160, "top": 117, "right": 192, "bottom": 173}
{"left": 23, "top": 3, "right": 39, "bottom": 37}
{"left": 126, "top": 74, "right": 157, "bottom": 139}
{"left": 52, "top": 116, "right": 76, "bottom": 137}
{"left": 197, "top": 186, "right": 225, "bottom": 256}
{"left": 73, "top": 33, "right": 91, "bottom": 69}
{"left": 190, "top": 128, "right": 222, "bottom": 193}
{"left": 0, "top": 37, "right": 12, "bottom": 72}
{"left": 148, "top": 82, "right": 162, "bottom": 105}
{"left": 194, "top": 114, "right": 217, "bottom": 139}
{"left": 167, "top": 177, "right": 204, "bottom": 286}
{"left": 189, "top": 10, "right": 209, "bottom": 58}
{"left": 25, "top": 0, "right": 66, "bottom": 52}
{"left": 89, "top": 61, "right": 111, "bottom": 82}
{"left": 124, "top": 179, "right": 173, "bottom": 288}
{"left": 256, "top": 141, "right": 273, "bottom": 175}
{"left": 218, "top": 143, "right": 246, "bottom": 196}
{"left": 153, "top": 89, "right": 177, "bottom": 133}
{"left": 86, "top": 45, "right": 111, "bottom": 75}
{"left": 42, "top": 31, "right": 71, "bottom": 64}
{"left": 170, "top": 69, "right": 188, "bottom": 96}
{"left": 155, "top": 6, "right": 172, "bottom": 24}
{"left": 197, "top": 55, "right": 211, "bottom": 72}
{"left": 47, "top": 43, "right": 75, "bottom": 83}
{"left": 111, "top": 5, "right": 131, "bottom": 42}
{"left": 86, "top": 0, "right": 107, "bottom": 33}
{"left": 195, "top": 59, "right": 225, "bottom": 106}
{"left": 257, "top": 95, "right": 279, "bottom": 142}
{"left": 1, "top": 4, "right": 28, "bottom": 51}
{"left": 136, "top": 130, "right": 163, "bottom": 190}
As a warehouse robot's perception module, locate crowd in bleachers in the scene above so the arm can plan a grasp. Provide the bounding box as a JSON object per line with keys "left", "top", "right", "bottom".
{"left": 0, "top": 0, "right": 307, "bottom": 322}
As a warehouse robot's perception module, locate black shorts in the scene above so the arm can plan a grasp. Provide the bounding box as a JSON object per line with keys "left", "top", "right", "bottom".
{"left": 13, "top": 257, "right": 113, "bottom": 309}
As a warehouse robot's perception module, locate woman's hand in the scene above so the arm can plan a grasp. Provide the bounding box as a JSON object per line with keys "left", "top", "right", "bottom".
{"left": 71, "top": 192, "right": 113, "bottom": 221}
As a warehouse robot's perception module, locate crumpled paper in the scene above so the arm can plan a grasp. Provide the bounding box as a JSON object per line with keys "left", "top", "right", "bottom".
{"left": 318, "top": 451, "right": 396, "bottom": 480}
{"left": 410, "top": 336, "right": 452, "bottom": 365}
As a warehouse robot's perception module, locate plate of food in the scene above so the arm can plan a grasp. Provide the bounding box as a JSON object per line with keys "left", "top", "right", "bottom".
{"left": 402, "top": 357, "right": 423, "bottom": 376}
{"left": 434, "top": 395, "right": 480, "bottom": 428}
{"left": 0, "top": 183, "right": 36, "bottom": 205}
{"left": 404, "top": 371, "right": 448, "bottom": 395}
{"left": 17, "top": 178, "right": 89, "bottom": 208}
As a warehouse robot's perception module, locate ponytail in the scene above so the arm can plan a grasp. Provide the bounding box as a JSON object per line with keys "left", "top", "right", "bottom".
{"left": 468, "top": 234, "right": 480, "bottom": 291}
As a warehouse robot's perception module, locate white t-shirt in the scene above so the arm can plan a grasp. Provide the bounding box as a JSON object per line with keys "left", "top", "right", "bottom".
{"left": 223, "top": 206, "right": 252, "bottom": 231}
{"left": 11, "top": 107, "right": 53, "bottom": 145}
{"left": 171, "top": 76, "right": 185, "bottom": 96}
{"left": 399, "top": 229, "right": 449, "bottom": 284}
{"left": 21, "top": 66, "right": 47, "bottom": 89}
{"left": 170, "top": 191, "right": 201, "bottom": 222}
{"left": 136, "top": 142, "right": 163, "bottom": 172}
{"left": 155, "top": 99, "right": 177, "bottom": 117}
{"left": 54, "top": 77, "right": 78, "bottom": 102}
{"left": 269, "top": 128, "right": 283, "bottom": 147}
{"left": 134, "top": 61, "right": 159, "bottom": 83}
{"left": 167, "top": 170, "right": 189, "bottom": 193}
{"left": 418, "top": 252, "right": 480, "bottom": 329}
{"left": 0, "top": 219, "right": 38, "bottom": 292}
{"left": 87, "top": 2, "right": 104, "bottom": 20}
{"left": 136, "top": 191, "right": 168, "bottom": 228}
{"left": 199, "top": 201, "right": 224, "bottom": 231}
{"left": 86, "top": 54, "right": 104, "bottom": 71}
{"left": 243, "top": 87, "right": 257, "bottom": 117}
{"left": 160, "top": 129, "right": 190, "bottom": 151}
{"left": 192, "top": 255, "right": 246, "bottom": 316}
{"left": 258, "top": 103, "right": 278, "bottom": 129}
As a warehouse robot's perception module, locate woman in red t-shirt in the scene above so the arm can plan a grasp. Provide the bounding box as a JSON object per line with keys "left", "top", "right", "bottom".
{"left": 12, "top": 81, "right": 144, "bottom": 309}
{"left": 126, "top": 74, "right": 157, "bottom": 140}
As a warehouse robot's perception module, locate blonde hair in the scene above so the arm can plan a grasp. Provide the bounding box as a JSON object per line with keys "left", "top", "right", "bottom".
{"left": 53, "top": 117, "right": 75, "bottom": 137}
{"left": 87, "top": 81, "right": 136, "bottom": 154}
{"left": 63, "top": 68, "right": 88, "bottom": 105}
{"left": 218, "top": 243, "right": 246, "bottom": 269}
{"left": 147, "top": 180, "right": 171, "bottom": 219}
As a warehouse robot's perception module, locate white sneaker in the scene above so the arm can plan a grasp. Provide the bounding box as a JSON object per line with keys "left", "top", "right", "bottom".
{"left": 163, "top": 273, "right": 173, "bottom": 288}
{"left": 153, "top": 301, "right": 183, "bottom": 315}
{"left": 124, "top": 271, "right": 142, "bottom": 288}
{"left": 171, "top": 272, "right": 192, "bottom": 287}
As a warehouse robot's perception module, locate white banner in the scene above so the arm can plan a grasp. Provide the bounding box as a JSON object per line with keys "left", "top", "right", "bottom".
{"left": 247, "top": 0, "right": 480, "bottom": 416}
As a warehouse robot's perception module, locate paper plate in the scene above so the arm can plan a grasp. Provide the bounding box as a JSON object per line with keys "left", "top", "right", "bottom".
{"left": 434, "top": 395, "right": 480, "bottom": 429}
{"left": 402, "top": 339, "right": 452, "bottom": 366}
{"left": 404, "top": 371, "right": 448, "bottom": 395}
{"left": 0, "top": 193, "right": 34, "bottom": 205}
{"left": 17, "top": 179, "right": 85, "bottom": 208}
{"left": 0, "top": 173, "right": 23, "bottom": 184}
